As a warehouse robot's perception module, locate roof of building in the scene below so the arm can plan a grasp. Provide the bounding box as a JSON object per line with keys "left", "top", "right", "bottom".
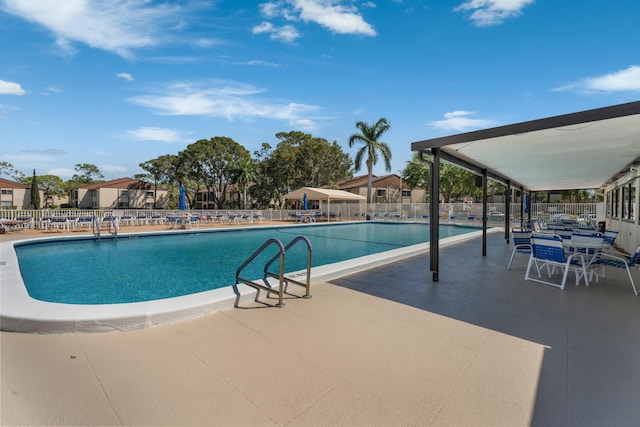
{"left": 80, "top": 177, "right": 164, "bottom": 191}
{"left": 0, "top": 177, "right": 29, "bottom": 189}
{"left": 338, "top": 174, "right": 419, "bottom": 190}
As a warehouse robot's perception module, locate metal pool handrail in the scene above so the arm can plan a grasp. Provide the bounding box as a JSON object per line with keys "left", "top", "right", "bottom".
{"left": 264, "top": 235, "right": 312, "bottom": 299}
{"left": 234, "top": 238, "right": 286, "bottom": 308}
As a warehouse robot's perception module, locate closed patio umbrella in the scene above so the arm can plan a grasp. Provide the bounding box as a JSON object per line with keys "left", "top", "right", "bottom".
{"left": 303, "top": 193, "right": 308, "bottom": 210}
{"left": 179, "top": 185, "right": 187, "bottom": 210}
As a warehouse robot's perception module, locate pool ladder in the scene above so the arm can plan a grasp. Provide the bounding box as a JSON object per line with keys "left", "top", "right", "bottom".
{"left": 234, "top": 236, "right": 312, "bottom": 308}
{"left": 93, "top": 215, "right": 118, "bottom": 238}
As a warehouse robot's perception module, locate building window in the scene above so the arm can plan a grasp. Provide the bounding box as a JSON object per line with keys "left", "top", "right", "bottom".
{"left": 1, "top": 189, "right": 12, "bottom": 195}
{"left": 623, "top": 182, "right": 636, "bottom": 221}
{"left": 120, "top": 190, "right": 128, "bottom": 197}
{"left": 377, "top": 189, "right": 386, "bottom": 197}
{"left": 118, "top": 201, "right": 128, "bottom": 208}
{"left": 630, "top": 184, "right": 636, "bottom": 221}
{"left": 1, "top": 201, "right": 12, "bottom": 207}
{"left": 146, "top": 191, "right": 154, "bottom": 198}
{"left": 622, "top": 185, "right": 629, "bottom": 219}
{"left": 402, "top": 189, "right": 411, "bottom": 197}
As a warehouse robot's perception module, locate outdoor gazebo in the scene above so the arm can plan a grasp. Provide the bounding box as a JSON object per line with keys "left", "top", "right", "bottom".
{"left": 283, "top": 187, "right": 366, "bottom": 221}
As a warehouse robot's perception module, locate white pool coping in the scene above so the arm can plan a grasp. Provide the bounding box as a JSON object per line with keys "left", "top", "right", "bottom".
{"left": 0, "top": 224, "right": 498, "bottom": 333}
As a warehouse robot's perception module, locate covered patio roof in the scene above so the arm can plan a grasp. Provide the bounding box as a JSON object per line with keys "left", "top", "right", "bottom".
{"left": 411, "top": 101, "right": 640, "bottom": 191}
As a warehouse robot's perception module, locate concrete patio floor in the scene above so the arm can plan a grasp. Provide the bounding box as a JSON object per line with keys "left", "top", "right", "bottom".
{"left": 2, "top": 232, "right": 639, "bottom": 426}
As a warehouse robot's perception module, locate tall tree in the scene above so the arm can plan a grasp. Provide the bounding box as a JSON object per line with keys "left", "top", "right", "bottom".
{"left": 403, "top": 153, "right": 480, "bottom": 203}
{"left": 72, "top": 163, "right": 104, "bottom": 184}
{"left": 254, "top": 132, "right": 353, "bottom": 207}
{"left": 180, "top": 137, "right": 250, "bottom": 209}
{"left": 139, "top": 157, "right": 171, "bottom": 209}
{"left": 348, "top": 117, "right": 392, "bottom": 204}
{"left": 0, "top": 161, "right": 16, "bottom": 178}
{"left": 403, "top": 153, "right": 431, "bottom": 201}
{"left": 30, "top": 169, "right": 40, "bottom": 209}
{"left": 236, "top": 156, "right": 258, "bottom": 209}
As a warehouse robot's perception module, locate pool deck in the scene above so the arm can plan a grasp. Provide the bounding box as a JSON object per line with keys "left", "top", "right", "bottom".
{"left": 2, "top": 229, "right": 640, "bottom": 425}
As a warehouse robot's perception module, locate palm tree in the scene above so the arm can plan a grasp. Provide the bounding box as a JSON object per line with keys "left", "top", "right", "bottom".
{"left": 237, "top": 157, "right": 259, "bottom": 209}
{"left": 348, "top": 117, "right": 392, "bottom": 204}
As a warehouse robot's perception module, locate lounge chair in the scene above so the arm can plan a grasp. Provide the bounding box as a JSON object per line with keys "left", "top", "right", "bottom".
{"left": 525, "top": 234, "right": 588, "bottom": 289}
{"left": 76, "top": 216, "right": 95, "bottom": 229}
{"left": 120, "top": 215, "right": 135, "bottom": 226}
{"left": 252, "top": 212, "right": 264, "bottom": 223}
{"left": 186, "top": 215, "right": 200, "bottom": 228}
{"left": 49, "top": 217, "right": 71, "bottom": 232}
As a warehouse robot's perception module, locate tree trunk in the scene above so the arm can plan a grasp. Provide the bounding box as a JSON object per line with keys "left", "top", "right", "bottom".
{"left": 366, "top": 160, "right": 373, "bottom": 205}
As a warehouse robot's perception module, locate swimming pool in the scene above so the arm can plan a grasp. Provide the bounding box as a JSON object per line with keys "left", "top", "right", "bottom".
{"left": 1, "top": 222, "right": 491, "bottom": 332}
{"left": 15, "top": 222, "right": 478, "bottom": 305}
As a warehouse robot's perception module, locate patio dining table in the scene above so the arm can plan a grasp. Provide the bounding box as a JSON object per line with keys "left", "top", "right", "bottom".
{"left": 562, "top": 237, "right": 605, "bottom": 283}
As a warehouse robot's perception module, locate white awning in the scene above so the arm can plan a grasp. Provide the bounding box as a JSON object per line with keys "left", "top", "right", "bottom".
{"left": 412, "top": 101, "right": 640, "bottom": 191}
{"left": 283, "top": 187, "right": 366, "bottom": 201}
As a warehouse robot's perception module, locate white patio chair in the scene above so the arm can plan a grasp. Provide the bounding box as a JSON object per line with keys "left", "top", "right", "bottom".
{"left": 507, "top": 230, "right": 531, "bottom": 270}
{"left": 602, "top": 230, "right": 619, "bottom": 253}
{"left": 589, "top": 245, "right": 640, "bottom": 296}
{"left": 525, "top": 234, "right": 588, "bottom": 289}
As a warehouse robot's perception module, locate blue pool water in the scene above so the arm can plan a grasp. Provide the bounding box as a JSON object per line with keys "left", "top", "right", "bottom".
{"left": 15, "top": 222, "right": 479, "bottom": 304}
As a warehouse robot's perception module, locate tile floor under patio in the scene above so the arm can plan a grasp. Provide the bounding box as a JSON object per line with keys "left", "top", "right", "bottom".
{"left": 2, "top": 231, "right": 639, "bottom": 426}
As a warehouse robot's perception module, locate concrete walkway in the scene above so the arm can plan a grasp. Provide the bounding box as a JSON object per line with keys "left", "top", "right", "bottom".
{"left": 2, "top": 232, "right": 639, "bottom": 426}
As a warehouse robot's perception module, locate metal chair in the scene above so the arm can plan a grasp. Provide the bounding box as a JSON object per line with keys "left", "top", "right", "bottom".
{"left": 525, "top": 234, "right": 588, "bottom": 289}
{"left": 507, "top": 229, "right": 531, "bottom": 270}
{"left": 590, "top": 245, "right": 640, "bottom": 296}
{"left": 602, "top": 230, "right": 619, "bottom": 253}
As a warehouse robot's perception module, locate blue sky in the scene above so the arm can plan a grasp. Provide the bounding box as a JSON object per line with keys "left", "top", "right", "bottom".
{"left": 1, "top": 0, "right": 639, "bottom": 181}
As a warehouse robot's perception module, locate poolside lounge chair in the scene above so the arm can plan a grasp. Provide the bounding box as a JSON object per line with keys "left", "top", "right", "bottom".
{"left": 0, "top": 218, "right": 33, "bottom": 234}
{"left": 186, "top": 215, "right": 200, "bottom": 229}
{"left": 150, "top": 214, "right": 166, "bottom": 225}
{"left": 120, "top": 215, "right": 135, "bottom": 226}
{"left": 252, "top": 212, "right": 264, "bottom": 223}
{"left": 49, "top": 217, "right": 71, "bottom": 232}
{"left": 525, "top": 234, "right": 588, "bottom": 289}
{"left": 507, "top": 230, "right": 532, "bottom": 270}
{"left": 77, "top": 216, "right": 95, "bottom": 229}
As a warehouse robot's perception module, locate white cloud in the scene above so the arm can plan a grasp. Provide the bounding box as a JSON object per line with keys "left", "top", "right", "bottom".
{"left": 116, "top": 72, "right": 134, "bottom": 81}
{"left": 259, "top": 2, "right": 281, "bottom": 18}
{"left": 39, "top": 86, "right": 61, "bottom": 96}
{"left": 245, "top": 59, "right": 280, "bottom": 67}
{"left": 255, "top": 0, "right": 376, "bottom": 42}
{"left": 0, "top": 79, "right": 26, "bottom": 95}
{"left": 430, "top": 110, "right": 496, "bottom": 131}
{"left": 252, "top": 22, "right": 301, "bottom": 43}
{"left": 127, "top": 79, "right": 321, "bottom": 127}
{"left": 293, "top": 0, "right": 377, "bottom": 36}
{"left": 100, "top": 164, "right": 127, "bottom": 175}
{"left": 125, "top": 127, "right": 192, "bottom": 143}
{"left": 0, "top": 0, "right": 187, "bottom": 58}
{"left": 47, "top": 167, "right": 75, "bottom": 180}
{"left": 0, "top": 103, "right": 18, "bottom": 110}
{"left": 454, "top": 0, "right": 534, "bottom": 27}
{"left": 553, "top": 65, "right": 640, "bottom": 93}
